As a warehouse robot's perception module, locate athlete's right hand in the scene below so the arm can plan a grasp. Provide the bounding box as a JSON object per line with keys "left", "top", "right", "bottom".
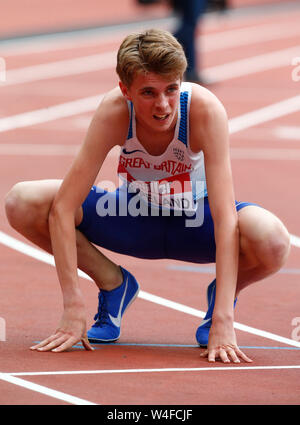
{"left": 30, "top": 305, "right": 94, "bottom": 353}
{"left": 200, "top": 319, "right": 252, "bottom": 363}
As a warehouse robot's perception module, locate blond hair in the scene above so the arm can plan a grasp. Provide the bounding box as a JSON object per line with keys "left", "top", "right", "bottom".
{"left": 116, "top": 28, "right": 187, "bottom": 87}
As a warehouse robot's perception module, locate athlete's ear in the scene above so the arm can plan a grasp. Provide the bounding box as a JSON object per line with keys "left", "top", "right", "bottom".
{"left": 119, "top": 81, "right": 132, "bottom": 101}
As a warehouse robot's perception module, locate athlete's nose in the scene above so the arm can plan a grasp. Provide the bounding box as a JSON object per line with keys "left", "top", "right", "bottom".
{"left": 155, "top": 93, "right": 169, "bottom": 112}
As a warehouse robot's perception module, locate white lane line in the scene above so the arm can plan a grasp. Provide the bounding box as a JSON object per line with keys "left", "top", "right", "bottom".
{"left": 1, "top": 230, "right": 300, "bottom": 348}
{"left": 0, "top": 32, "right": 121, "bottom": 57}
{"left": 204, "top": 45, "right": 300, "bottom": 82}
{"left": 0, "top": 143, "right": 80, "bottom": 156}
{"left": 202, "top": 23, "right": 300, "bottom": 52}
{"left": 0, "top": 143, "right": 120, "bottom": 158}
{"left": 0, "top": 231, "right": 55, "bottom": 266}
{"left": 0, "top": 372, "right": 97, "bottom": 405}
{"left": 0, "top": 91, "right": 299, "bottom": 138}
{"left": 0, "top": 18, "right": 174, "bottom": 57}
{"left": 0, "top": 44, "right": 299, "bottom": 133}
{"left": 229, "top": 95, "right": 300, "bottom": 134}
{"left": 230, "top": 147, "right": 300, "bottom": 160}
{"left": 1, "top": 17, "right": 299, "bottom": 57}
{"left": 1, "top": 44, "right": 298, "bottom": 87}
{"left": 2, "top": 144, "right": 300, "bottom": 161}
{"left": 274, "top": 125, "right": 300, "bottom": 140}
{"left": 141, "top": 290, "right": 300, "bottom": 348}
{"left": 290, "top": 234, "right": 300, "bottom": 248}
{"left": 0, "top": 94, "right": 103, "bottom": 132}
{"left": 7, "top": 365, "right": 300, "bottom": 376}
{"left": 168, "top": 264, "right": 300, "bottom": 275}
{"left": 2, "top": 51, "right": 116, "bottom": 86}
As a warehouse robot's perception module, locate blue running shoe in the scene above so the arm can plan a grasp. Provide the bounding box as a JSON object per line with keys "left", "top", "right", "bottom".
{"left": 87, "top": 266, "right": 140, "bottom": 342}
{"left": 195, "top": 279, "right": 237, "bottom": 347}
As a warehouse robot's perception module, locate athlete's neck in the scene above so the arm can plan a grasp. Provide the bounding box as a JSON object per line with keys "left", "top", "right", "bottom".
{"left": 135, "top": 114, "right": 177, "bottom": 157}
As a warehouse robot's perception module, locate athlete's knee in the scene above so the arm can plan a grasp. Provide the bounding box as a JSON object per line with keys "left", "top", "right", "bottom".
{"left": 251, "top": 219, "right": 290, "bottom": 273}
{"left": 262, "top": 220, "right": 290, "bottom": 271}
{"left": 5, "top": 182, "right": 29, "bottom": 229}
{"left": 239, "top": 209, "right": 290, "bottom": 273}
{"left": 5, "top": 181, "right": 53, "bottom": 231}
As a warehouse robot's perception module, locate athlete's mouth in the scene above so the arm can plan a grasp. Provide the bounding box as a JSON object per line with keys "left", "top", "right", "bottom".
{"left": 153, "top": 114, "right": 170, "bottom": 121}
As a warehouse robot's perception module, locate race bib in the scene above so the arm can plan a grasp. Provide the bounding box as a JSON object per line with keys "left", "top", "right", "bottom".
{"left": 118, "top": 164, "right": 196, "bottom": 212}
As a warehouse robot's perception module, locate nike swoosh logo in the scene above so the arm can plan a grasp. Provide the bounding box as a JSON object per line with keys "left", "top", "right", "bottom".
{"left": 200, "top": 318, "right": 212, "bottom": 327}
{"left": 108, "top": 277, "right": 128, "bottom": 327}
{"left": 122, "top": 148, "right": 145, "bottom": 155}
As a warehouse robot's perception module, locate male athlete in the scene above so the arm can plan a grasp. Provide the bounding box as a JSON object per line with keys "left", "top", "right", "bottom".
{"left": 5, "top": 29, "right": 290, "bottom": 363}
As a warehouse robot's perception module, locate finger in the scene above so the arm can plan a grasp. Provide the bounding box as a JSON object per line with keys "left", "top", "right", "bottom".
{"left": 236, "top": 347, "right": 253, "bottom": 363}
{"left": 37, "top": 335, "right": 68, "bottom": 352}
{"left": 52, "top": 336, "right": 78, "bottom": 352}
{"left": 199, "top": 349, "right": 208, "bottom": 358}
{"left": 81, "top": 338, "right": 94, "bottom": 351}
{"left": 30, "top": 334, "right": 60, "bottom": 350}
{"left": 208, "top": 350, "right": 216, "bottom": 363}
{"left": 219, "top": 348, "right": 230, "bottom": 363}
{"left": 227, "top": 348, "right": 240, "bottom": 364}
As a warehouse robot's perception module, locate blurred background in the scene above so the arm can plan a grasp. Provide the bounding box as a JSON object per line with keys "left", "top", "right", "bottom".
{"left": 0, "top": 1, "right": 300, "bottom": 406}
{"left": 0, "top": 0, "right": 294, "bottom": 40}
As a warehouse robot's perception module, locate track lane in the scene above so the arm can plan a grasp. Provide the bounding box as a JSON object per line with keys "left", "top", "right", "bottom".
{"left": 0, "top": 3, "right": 300, "bottom": 405}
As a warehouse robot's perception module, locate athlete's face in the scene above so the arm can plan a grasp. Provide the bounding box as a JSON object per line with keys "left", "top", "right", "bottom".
{"left": 120, "top": 72, "right": 181, "bottom": 133}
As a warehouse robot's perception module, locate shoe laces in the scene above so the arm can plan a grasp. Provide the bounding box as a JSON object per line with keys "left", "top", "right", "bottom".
{"left": 93, "top": 292, "right": 109, "bottom": 327}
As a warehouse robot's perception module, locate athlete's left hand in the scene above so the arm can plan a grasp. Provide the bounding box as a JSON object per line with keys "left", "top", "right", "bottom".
{"left": 200, "top": 319, "right": 252, "bottom": 363}
{"left": 30, "top": 305, "right": 94, "bottom": 353}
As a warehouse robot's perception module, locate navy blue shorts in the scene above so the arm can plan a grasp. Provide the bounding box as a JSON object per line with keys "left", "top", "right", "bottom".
{"left": 77, "top": 186, "right": 259, "bottom": 264}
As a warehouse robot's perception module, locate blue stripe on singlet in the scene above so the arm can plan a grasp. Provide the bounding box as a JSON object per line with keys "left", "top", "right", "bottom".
{"left": 178, "top": 91, "right": 188, "bottom": 147}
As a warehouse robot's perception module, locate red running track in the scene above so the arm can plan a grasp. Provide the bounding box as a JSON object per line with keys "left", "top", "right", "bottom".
{"left": 0, "top": 1, "right": 300, "bottom": 406}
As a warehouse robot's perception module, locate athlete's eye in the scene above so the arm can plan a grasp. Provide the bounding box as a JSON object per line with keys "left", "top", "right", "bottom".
{"left": 142, "top": 90, "right": 154, "bottom": 96}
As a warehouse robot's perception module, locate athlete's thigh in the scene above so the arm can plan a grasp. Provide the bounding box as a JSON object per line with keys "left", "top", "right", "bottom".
{"left": 76, "top": 186, "right": 166, "bottom": 259}
{"left": 13, "top": 179, "right": 62, "bottom": 205}
{"left": 21, "top": 179, "right": 85, "bottom": 225}
{"left": 237, "top": 204, "right": 289, "bottom": 251}
{"left": 166, "top": 197, "right": 217, "bottom": 263}
{"left": 165, "top": 199, "right": 264, "bottom": 264}
{"left": 6, "top": 179, "right": 71, "bottom": 237}
{"left": 9, "top": 178, "right": 63, "bottom": 218}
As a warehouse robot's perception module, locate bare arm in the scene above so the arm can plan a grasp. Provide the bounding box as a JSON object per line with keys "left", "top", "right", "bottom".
{"left": 190, "top": 85, "right": 252, "bottom": 363}
{"left": 31, "top": 88, "right": 129, "bottom": 352}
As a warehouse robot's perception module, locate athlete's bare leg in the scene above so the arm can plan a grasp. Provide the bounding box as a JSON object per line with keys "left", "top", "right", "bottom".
{"left": 5, "top": 182, "right": 290, "bottom": 297}
{"left": 236, "top": 205, "right": 290, "bottom": 295}
{"left": 5, "top": 180, "right": 123, "bottom": 291}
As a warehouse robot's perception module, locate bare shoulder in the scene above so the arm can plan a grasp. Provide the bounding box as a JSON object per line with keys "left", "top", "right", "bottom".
{"left": 189, "top": 83, "right": 227, "bottom": 122}
{"left": 94, "top": 86, "right": 129, "bottom": 124}
{"left": 189, "top": 83, "right": 229, "bottom": 153}
{"left": 78, "top": 86, "right": 130, "bottom": 159}
{"left": 89, "top": 86, "right": 129, "bottom": 146}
